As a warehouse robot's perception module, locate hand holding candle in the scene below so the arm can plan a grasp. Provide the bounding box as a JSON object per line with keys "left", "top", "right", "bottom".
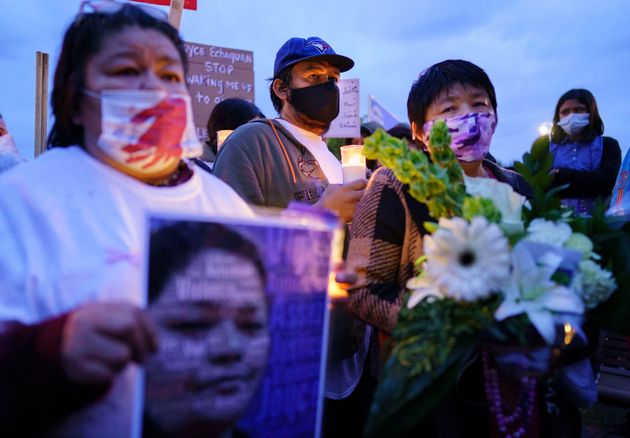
{"left": 340, "top": 145, "right": 367, "bottom": 183}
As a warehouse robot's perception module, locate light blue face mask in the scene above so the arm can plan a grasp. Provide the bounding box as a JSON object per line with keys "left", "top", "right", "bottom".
{"left": 557, "top": 113, "right": 590, "bottom": 137}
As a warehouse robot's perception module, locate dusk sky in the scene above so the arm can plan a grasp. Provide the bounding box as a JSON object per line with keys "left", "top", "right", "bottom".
{"left": 1, "top": 0, "right": 629, "bottom": 165}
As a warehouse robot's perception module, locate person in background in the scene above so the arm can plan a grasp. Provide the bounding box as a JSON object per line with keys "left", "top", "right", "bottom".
{"left": 0, "top": 4, "right": 252, "bottom": 436}
{"left": 196, "top": 98, "right": 265, "bottom": 171}
{"left": 386, "top": 122, "right": 414, "bottom": 144}
{"left": 345, "top": 121, "right": 381, "bottom": 146}
{"left": 539, "top": 88, "right": 621, "bottom": 216}
{"left": 0, "top": 113, "right": 27, "bottom": 173}
{"left": 213, "top": 36, "right": 366, "bottom": 222}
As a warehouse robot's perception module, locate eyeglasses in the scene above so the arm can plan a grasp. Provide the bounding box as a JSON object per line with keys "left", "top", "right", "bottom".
{"left": 77, "top": 0, "right": 168, "bottom": 22}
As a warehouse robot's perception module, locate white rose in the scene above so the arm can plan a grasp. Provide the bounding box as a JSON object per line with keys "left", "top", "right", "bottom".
{"left": 464, "top": 175, "right": 526, "bottom": 234}
{"left": 526, "top": 218, "right": 572, "bottom": 247}
{"left": 564, "top": 232, "right": 596, "bottom": 260}
{"left": 573, "top": 260, "right": 617, "bottom": 309}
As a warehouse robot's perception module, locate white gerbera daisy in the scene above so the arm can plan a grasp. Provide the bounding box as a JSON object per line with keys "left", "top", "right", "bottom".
{"left": 423, "top": 216, "right": 510, "bottom": 301}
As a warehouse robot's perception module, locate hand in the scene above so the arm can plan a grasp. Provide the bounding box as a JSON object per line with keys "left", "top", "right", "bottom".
{"left": 61, "top": 302, "right": 157, "bottom": 385}
{"left": 317, "top": 179, "right": 367, "bottom": 223}
{"left": 331, "top": 262, "right": 358, "bottom": 306}
{"left": 333, "top": 262, "right": 358, "bottom": 289}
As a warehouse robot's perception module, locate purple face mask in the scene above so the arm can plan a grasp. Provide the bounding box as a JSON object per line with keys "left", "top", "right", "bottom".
{"left": 423, "top": 112, "right": 496, "bottom": 162}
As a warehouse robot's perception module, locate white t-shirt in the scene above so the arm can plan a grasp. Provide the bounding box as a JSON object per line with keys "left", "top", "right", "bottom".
{"left": 276, "top": 118, "right": 343, "bottom": 184}
{"left": 0, "top": 146, "right": 252, "bottom": 437}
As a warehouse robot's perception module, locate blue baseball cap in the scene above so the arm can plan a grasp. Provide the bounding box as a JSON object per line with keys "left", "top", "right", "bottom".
{"left": 273, "top": 36, "right": 354, "bottom": 77}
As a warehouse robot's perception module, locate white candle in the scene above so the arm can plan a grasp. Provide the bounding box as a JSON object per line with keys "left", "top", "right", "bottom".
{"left": 342, "top": 165, "right": 366, "bottom": 182}
{"left": 340, "top": 145, "right": 366, "bottom": 183}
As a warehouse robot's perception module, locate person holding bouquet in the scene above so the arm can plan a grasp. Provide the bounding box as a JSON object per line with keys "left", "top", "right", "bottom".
{"left": 347, "top": 59, "right": 530, "bottom": 337}
{"left": 344, "top": 60, "right": 558, "bottom": 437}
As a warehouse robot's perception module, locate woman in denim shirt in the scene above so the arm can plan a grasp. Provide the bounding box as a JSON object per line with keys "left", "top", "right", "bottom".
{"left": 541, "top": 89, "right": 621, "bottom": 216}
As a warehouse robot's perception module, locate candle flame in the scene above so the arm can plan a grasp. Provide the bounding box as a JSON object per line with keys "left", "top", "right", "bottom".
{"left": 563, "top": 322, "right": 575, "bottom": 345}
{"left": 328, "top": 272, "right": 349, "bottom": 301}
{"left": 340, "top": 145, "right": 366, "bottom": 167}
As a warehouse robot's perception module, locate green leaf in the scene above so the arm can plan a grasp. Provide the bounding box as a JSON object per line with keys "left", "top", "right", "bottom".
{"left": 361, "top": 125, "right": 468, "bottom": 220}
{"left": 365, "top": 296, "right": 500, "bottom": 436}
{"left": 423, "top": 222, "right": 438, "bottom": 234}
{"left": 586, "top": 225, "right": 630, "bottom": 334}
{"left": 365, "top": 341, "right": 475, "bottom": 437}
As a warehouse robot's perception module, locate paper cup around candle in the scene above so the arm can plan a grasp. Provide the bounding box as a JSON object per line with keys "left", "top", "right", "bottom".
{"left": 340, "top": 145, "right": 366, "bottom": 183}
{"left": 216, "top": 130, "right": 234, "bottom": 150}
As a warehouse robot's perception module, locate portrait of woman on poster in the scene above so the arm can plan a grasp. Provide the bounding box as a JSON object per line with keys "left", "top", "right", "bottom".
{"left": 144, "top": 222, "right": 270, "bottom": 438}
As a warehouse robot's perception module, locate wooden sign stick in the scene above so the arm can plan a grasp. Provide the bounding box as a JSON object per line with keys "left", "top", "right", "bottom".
{"left": 168, "top": 0, "right": 184, "bottom": 30}
{"left": 34, "top": 51, "right": 49, "bottom": 157}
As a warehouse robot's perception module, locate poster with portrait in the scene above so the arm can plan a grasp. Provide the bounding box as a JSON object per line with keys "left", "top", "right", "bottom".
{"left": 136, "top": 209, "right": 341, "bottom": 438}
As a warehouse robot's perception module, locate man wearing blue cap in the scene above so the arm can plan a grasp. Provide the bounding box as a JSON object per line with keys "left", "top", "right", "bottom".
{"left": 213, "top": 37, "right": 366, "bottom": 223}
{"left": 216, "top": 37, "right": 373, "bottom": 437}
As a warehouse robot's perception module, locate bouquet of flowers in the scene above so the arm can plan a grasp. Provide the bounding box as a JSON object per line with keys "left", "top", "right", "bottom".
{"left": 361, "top": 123, "right": 630, "bottom": 437}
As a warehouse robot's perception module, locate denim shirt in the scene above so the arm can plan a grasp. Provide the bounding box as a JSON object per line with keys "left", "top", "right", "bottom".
{"left": 550, "top": 135, "right": 604, "bottom": 215}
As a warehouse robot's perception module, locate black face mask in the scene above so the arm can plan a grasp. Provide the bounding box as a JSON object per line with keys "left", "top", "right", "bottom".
{"left": 288, "top": 80, "right": 340, "bottom": 125}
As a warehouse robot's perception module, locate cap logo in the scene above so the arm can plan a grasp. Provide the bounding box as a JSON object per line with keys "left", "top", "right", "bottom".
{"left": 305, "top": 40, "right": 331, "bottom": 53}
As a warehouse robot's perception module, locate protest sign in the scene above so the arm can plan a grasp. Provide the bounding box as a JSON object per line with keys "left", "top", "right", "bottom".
{"left": 607, "top": 148, "right": 630, "bottom": 224}
{"left": 137, "top": 210, "right": 341, "bottom": 438}
{"left": 184, "top": 42, "right": 255, "bottom": 141}
{"left": 130, "top": 0, "right": 197, "bottom": 10}
{"left": 324, "top": 78, "right": 360, "bottom": 139}
{"left": 368, "top": 94, "right": 399, "bottom": 130}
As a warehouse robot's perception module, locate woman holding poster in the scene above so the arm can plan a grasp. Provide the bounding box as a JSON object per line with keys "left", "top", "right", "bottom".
{"left": 0, "top": 3, "right": 251, "bottom": 436}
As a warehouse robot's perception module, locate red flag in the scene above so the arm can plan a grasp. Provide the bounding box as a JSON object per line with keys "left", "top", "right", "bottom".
{"left": 131, "top": 0, "right": 197, "bottom": 11}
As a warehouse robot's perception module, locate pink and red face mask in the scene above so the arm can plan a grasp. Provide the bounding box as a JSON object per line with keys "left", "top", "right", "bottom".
{"left": 423, "top": 112, "right": 496, "bottom": 163}
{"left": 86, "top": 89, "right": 202, "bottom": 176}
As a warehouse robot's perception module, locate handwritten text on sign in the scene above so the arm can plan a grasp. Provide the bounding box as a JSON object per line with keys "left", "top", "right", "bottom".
{"left": 185, "top": 42, "right": 254, "bottom": 141}
{"left": 324, "top": 78, "right": 360, "bottom": 139}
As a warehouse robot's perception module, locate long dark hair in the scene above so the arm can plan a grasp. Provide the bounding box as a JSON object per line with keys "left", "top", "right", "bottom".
{"left": 48, "top": 4, "right": 187, "bottom": 148}
{"left": 550, "top": 88, "right": 604, "bottom": 144}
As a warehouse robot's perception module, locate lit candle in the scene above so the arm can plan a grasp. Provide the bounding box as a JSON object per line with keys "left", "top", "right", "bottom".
{"left": 328, "top": 271, "right": 349, "bottom": 301}
{"left": 340, "top": 145, "right": 366, "bottom": 183}
{"left": 216, "top": 130, "right": 234, "bottom": 150}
